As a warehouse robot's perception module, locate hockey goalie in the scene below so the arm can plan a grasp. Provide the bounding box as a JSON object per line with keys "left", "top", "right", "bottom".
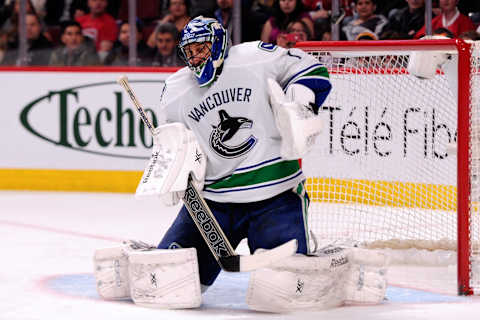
{"left": 93, "top": 16, "right": 389, "bottom": 312}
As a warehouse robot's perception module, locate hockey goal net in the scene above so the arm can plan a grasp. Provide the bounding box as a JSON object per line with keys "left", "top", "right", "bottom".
{"left": 298, "top": 39, "right": 480, "bottom": 295}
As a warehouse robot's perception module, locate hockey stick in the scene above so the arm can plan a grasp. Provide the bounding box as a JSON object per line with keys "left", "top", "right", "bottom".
{"left": 117, "top": 76, "right": 298, "bottom": 272}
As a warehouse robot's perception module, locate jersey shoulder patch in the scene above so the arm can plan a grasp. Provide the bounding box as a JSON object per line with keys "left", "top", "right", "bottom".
{"left": 257, "top": 41, "right": 277, "bottom": 52}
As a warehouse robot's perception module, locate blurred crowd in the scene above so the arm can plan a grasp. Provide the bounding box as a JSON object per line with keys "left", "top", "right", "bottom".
{"left": 0, "top": 0, "right": 479, "bottom": 67}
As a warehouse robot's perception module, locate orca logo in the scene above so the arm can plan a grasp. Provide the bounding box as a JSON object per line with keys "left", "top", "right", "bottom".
{"left": 209, "top": 110, "right": 257, "bottom": 158}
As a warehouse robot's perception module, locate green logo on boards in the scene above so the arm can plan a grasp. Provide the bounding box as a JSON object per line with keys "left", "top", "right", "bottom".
{"left": 20, "top": 80, "right": 164, "bottom": 159}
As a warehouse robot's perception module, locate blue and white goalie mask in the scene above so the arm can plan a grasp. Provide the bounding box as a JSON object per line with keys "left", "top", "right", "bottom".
{"left": 179, "top": 16, "right": 229, "bottom": 87}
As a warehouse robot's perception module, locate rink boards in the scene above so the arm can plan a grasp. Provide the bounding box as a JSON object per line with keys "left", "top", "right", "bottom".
{"left": 0, "top": 67, "right": 459, "bottom": 210}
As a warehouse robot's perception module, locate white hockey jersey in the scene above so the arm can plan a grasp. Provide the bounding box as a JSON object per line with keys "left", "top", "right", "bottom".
{"left": 160, "top": 41, "right": 330, "bottom": 203}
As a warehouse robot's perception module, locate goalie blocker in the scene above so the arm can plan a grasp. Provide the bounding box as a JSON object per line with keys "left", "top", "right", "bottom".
{"left": 135, "top": 122, "right": 206, "bottom": 206}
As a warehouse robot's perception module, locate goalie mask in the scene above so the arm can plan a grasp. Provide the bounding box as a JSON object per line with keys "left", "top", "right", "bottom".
{"left": 179, "top": 16, "right": 229, "bottom": 87}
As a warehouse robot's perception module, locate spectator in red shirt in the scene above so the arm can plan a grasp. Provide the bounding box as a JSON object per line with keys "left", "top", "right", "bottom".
{"left": 76, "top": 0, "right": 118, "bottom": 60}
{"left": 414, "top": 0, "right": 475, "bottom": 38}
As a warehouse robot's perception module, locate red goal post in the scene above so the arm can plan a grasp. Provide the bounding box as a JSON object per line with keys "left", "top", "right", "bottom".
{"left": 296, "top": 39, "right": 479, "bottom": 295}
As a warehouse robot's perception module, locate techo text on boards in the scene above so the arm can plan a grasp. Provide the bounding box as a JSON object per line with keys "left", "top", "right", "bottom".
{"left": 21, "top": 87, "right": 161, "bottom": 159}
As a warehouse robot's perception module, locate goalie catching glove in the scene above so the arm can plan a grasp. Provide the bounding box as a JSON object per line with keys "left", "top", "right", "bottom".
{"left": 407, "top": 35, "right": 458, "bottom": 102}
{"left": 407, "top": 35, "right": 452, "bottom": 80}
{"left": 136, "top": 122, "right": 206, "bottom": 206}
{"left": 267, "top": 78, "right": 322, "bottom": 160}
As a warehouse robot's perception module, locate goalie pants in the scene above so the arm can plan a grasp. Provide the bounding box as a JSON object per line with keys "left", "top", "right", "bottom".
{"left": 158, "top": 182, "right": 310, "bottom": 286}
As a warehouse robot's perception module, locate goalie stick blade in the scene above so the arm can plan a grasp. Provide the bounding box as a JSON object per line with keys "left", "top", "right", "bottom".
{"left": 219, "top": 239, "right": 298, "bottom": 272}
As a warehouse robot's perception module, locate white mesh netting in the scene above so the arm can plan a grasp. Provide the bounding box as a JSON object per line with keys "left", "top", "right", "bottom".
{"left": 301, "top": 41, "right": 480, "bottom": 294}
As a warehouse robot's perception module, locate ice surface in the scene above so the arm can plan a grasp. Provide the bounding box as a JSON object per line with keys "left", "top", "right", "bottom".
{"left": 1, "top": 191, "right": 479, "bottom": 320}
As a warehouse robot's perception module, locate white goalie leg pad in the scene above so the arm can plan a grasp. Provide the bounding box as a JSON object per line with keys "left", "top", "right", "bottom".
{"left": 128, "top": 248, "right": 202, "bottom": 309}
{"left": 343, "top": 264, "right": 387, "bottom": 305}
{"left": 135, "top": 122, "right": 206, "bottom": 206}
{"left": 343, "top": 247, "right": 388, "bottom": 305}
{"left": 247, "top": 245, "right": 389, "bottom": 312}
{"left": 246, "top": 247, "right": 349, "bottom": 312}
{"left": 93, "top": 240, "right": 157, "bottom": 300}
{"left": 94, "top": 246, "right": 130, "bottom": 300}
{"left": 268, "top": 79, "right": 322, "bottom": 160}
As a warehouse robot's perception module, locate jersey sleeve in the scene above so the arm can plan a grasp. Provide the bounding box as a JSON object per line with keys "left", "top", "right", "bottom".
{"left": 159, "top": 83, "right": 183, "bottom": 125}
{"left": 274, "top": 46, "right": 332, "bottom": 109}
{"left": 158, "top": 68, "right": 195, "bottom": 127}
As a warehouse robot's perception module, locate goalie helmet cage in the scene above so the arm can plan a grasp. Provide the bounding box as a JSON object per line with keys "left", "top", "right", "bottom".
{"left": 297, "top": 39, "right": 480, "bottom": 295}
